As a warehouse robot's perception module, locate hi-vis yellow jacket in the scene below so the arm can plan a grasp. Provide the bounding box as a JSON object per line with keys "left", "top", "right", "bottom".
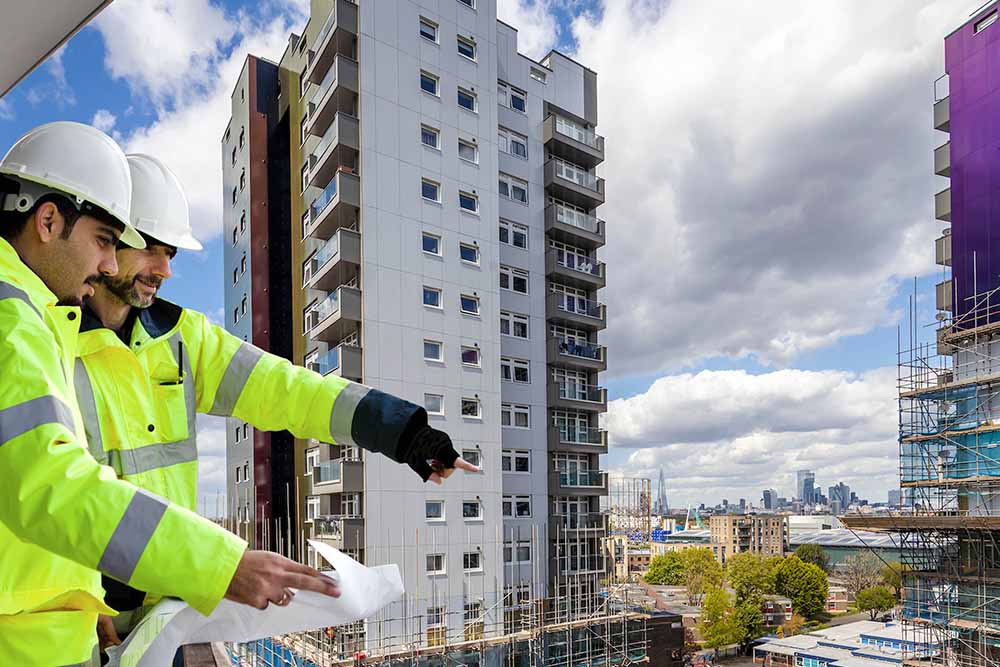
{"left": 0, "top": 238, "right": 248, "bottom": 666}
{"left": 76, "top": 298, "right": 424, "bottom": 515}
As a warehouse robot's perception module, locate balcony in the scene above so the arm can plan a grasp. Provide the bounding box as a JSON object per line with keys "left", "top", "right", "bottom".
{"left": 935, "top": 231, "right": 951, "bottom": 267}
{"left": 306, "top": 113, "right": 359, "bottom": 190}
{"left": 305, "top": 169, "right": 360, "bottom": 240}
{"left": 544, "top": 204, "right": 605, "bottom": 250}
{"left": 547, "top": 425, "right": 608, "bottom": 454}
{"left": 305, "top": 55, "right": 359, "bottom": 139}
{"left": 935, "top": 187, "right": 951, "bottom": 222}
{"left": 936, "top": 279, "right": 953, "bottom": 312}
{"left": 547, "top": 379, "right": 607, "bottom": 413}
{"left": 311, "top": 514, "right": 364, "bottom": 551}
{"left": 305, "top": 285, "right": 362, "bottom": 344}
{"left": 308, "top": 343, "right": 362, "bottom": 382}
{"left": 546, "top": 249, "right": 606, "bottom": 290}
{"left": 303, "top": 228, "right": 361, "bottom": 291}
{"left": 934, "top": 97, "right": 949, "bottom": 132}
{"left": 543, "top": 114, "right": 605, "bottom": 169}
{"left": 551, "top": 512, "right": 607, "bottom": 532}
{"left": 544, "top": 159, "right": 605, "bottom": 209}
{"left": 312, "top": 457, "right": 364, "bottom": 494}
{"left": 549, "top": 469, "right": 608, "bottom": 496}
{"left": 553, "top": 554, "right": 606, "bottom": 576}
{"left": 545, "top": 292, "right": 606, "bottom": 331}
{"left": 303, "top": 0, "right": 358, "bottom": 86}
{"left": 934, "top": 141, "right": 950, "bottom": 177}
{"left": 546, "top": 337, "right": 606, "bottom": 372}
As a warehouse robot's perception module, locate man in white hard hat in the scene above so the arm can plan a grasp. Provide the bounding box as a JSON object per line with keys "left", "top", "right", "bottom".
{"left": 79, "top": 154, "right": 477, "bottom": 652}
{"left": 0, "top": 123, "right": 338, "bottom": 666}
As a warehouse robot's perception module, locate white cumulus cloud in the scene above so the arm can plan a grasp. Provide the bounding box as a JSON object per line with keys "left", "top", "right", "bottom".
{"left": 497, "top": 0, "right": 560, "bottom": 59}
{"left": 91, "top": 109, "right": 117, "bottom": 133}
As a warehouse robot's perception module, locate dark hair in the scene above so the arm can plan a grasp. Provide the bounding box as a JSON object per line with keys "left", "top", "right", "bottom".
{"left": 0, "top": 193, "right": 82, "bottom": 242}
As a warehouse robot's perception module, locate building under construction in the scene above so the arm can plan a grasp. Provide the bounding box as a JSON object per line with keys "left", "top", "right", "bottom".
{"left": 843, "top": 4, "right": 1000, "bottom": 665}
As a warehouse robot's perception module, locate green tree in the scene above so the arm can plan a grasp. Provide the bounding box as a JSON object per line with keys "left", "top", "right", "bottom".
{"left": 775, "top": 556, "right": 829, "bottom": 620}
{"left": 881, "top": 561, "right": 907, "bottom": 600}
{"left": 698, "top": 586, "right": 738, "bottom": 650}
{"left": 842, "top": 551, "right": 883, "bottom": 599}
{"left": 794, "top": 544, "right": 831, "bottom": 573}
{"left": 726, "top": 553, "right": 778, "bottom": 601}
{"left": 731, "top": 594, "right": 766, "bottom": 654}
{"left": 856, "top": 586, "right": 896, "bottom": 620}
{"left": 679, "top": 548, "right": 724, "bottom": 605}
{"left": 644, "top": 551, "right": 685, "bottom": 585}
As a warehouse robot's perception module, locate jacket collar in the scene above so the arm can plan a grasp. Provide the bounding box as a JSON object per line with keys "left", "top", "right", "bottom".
{"left": 78, "top": 297, "right": 184, "bottom": 354}
{"left": 0, "top": 237, "right": 59, "bottom": 312}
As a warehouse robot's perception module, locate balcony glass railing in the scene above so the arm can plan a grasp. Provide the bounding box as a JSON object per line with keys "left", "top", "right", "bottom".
{"left": 553, "top": 116, "right": 601, "bottom": 149}
{"left": 308, "top": 346, "right": 341, "bottom": 376}
{"left": 310, "top": 118, "right": 341, "bottom": 167}
{"left": 311, "top": 57, "right": 340, "bottom": 109}
{"left": 555, "top": 293, "right": 603, "bottom": 319}
{"left": 308, "top": 10, "right": 338, "bottom": 66}
{"left": 313, "top": 515, "right": 343, "bottom": 538}
{"left": 558, "top": 470, "right": 606, "bottom": 488}
{"left": 554, "top": 513, "right": 605, "bottom": 530}
{"left": 558, "top": 425, "right": 605, "bottom": 445}
{"left": 306, "top": 291, "right": 340, "bottom": 331}
{"left": 555, "top": 338, "right": 603, "bottom": 361}
{"left": 310, "top": 234, "right": 341, "bottom": 276}
{"left": 314, "top": 459, "right": 343, "bottom": 484}
{"left": 553, "top": 204, "right": 600, "bottom": 233}
{"left": 554, "top": 250, "right": 601, "bottom": 276}
{"left": 554, "top": 159, "right": 598, "bottom": 191}
{"left": 557, "top": 381, "right": 604, "bottom": 403}
{"left": 310, "top": 177, "right": 339, "bottom": 222}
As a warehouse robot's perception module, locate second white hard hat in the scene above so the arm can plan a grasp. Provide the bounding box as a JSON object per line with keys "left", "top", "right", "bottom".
{"left": 0, "top": 121, "right": 145, "bottom": 248}
{"left": 126, "top": 153, "right": 202, "bottom": 251}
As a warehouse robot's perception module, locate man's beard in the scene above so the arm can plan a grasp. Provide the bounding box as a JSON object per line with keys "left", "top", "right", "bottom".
{"left": 101, "top": 273, "right": 161, "bottom": 308}
{"left": 58, "top": 274, "right": 102, "bottom": 308}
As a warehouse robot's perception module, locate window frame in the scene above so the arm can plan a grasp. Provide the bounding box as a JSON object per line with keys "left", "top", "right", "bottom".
{"left": 306, "top": 495, "right": 320, "bottom": 522}
{"left": 425, "top": 499, "right": 446, "bottom": 521}
{"left": 422, "top": 232, "right": 442, "bottom": 256}
{"left": 463, "top": 551, "right": 483, "bottom": 572}
{"left": 458, "top": 190, "right": 479, "bottom": 214}
{"left": 420, "top": 124, "right": 441, "bottom": 150}
{"left": 419, "top": 17, "right": 439, "bottom": 43}
{"left": 498, "top": 127, "right": 528, "bottom": 160}
{"left": 461, "top": 448, "right": 481, "bottom": 469}
{"left": 457, "top": 35, "right": 477, "bottom": 61}
{"left": 457, "top": 86, "right": 478, "bottom": 113}
{"left": 456, "top": 0, "right": 475, "bottom": 9}
{"left": 460, "top": 293, "right": 480, "bottom": 316}
{"left": 499, "top": 219, "right": 528, "bottom": 249}
{"left": 424, "top": 393, "right": 445, "bottom": 415}
{"left": 462, "top": 499, "right": 483, "bottom": 520}
{"left": 305, "top": 447, "right": 319, "bottom": 475}
{"left": 501, "top": 403, "right": 530, "bottom": 429}
{"left": 459, "top": 242, "right": 480, "bottom": 265}
{"left": 461, "top": 397, "right": 482, "bottom": 419}
{"left": 423, "top": 285, "right": 443, "bottom": 309}
{"left": 421, "top": 178, "right": 442, "bottom": 203}
{"left": 458, "top": 138, "right": 479, "bottom": 164}
{"left": 426, "top": 553, "right": 446, "bottom": 575}
{"left": 423, "top": 339, "right": 444, "bottom": 362}
{"left": 461, "top": 346, "right": 481, "bottom": 367}
{"left": 501, "top": 357, "right": 530, "bottom": 384}
{"left": 499, "top": 265, "right": 529, "bottom": 294}
{"left": 420, "top": 70, "right": 440, "bottom": 97}
{"left": 499, "top": 173, "right": 528, "bottom": 204}
{"left": 500, "top": 310, "right": 529, "bottom": 339}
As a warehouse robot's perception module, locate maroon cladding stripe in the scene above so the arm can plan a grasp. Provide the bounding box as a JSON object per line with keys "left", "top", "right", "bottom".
{"left": 247, "top": 55, "right": 273, "bottom": 546}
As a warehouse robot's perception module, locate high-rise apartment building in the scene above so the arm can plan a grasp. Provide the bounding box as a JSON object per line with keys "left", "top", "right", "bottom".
{"left": 222, "top": 0, "right": 609, "bottom": 651}
{"left": 708, "top": 514, "right": 788, "bottom": 564}
{"left": 844, "top": 3, "right": 1000, "bottom": 665}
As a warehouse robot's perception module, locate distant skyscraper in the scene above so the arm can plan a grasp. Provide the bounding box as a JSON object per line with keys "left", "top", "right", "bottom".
{"left": 655, "top": 466, "right": 668, "bottom": 515}
{"left": 796, "top": 470, "right": 816, "bottom": 502}
{"left": 762, "top": 489, "right": 779, "bottom": 510}
{"left": 829, "top": 482, "right": 851, "bottom": 509}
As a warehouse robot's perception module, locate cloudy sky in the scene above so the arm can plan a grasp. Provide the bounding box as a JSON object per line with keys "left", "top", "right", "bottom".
{"left": 0, "top": 0, "right": 966, "bottom": 512}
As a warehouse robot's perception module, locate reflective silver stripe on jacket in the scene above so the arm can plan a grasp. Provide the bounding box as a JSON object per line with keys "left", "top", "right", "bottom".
{"left": 329, "top": 382, "right": 369, "bottom": 447}
{"left": 97, "top": 488, "right": 168, "bottom": 583}
{"left": 0, "top": 280, "right": 42, "bottom": 319}
{"left": 74, "top": 358, "right": 107, "bottom": 465}
{"left": 110, "top": 332, "right": 199, "bottom": 476}
{"left": 208, "top": 341, "right": 264, "bottom": 416}
{"left": 0, "top": 394, "right": 75, "bottom": 447}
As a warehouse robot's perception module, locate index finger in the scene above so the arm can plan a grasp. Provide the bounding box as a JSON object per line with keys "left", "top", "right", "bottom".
{"left": 453, "top": 457, "right": 481, "bottom": 473}
{"left": 282, "top": 571, "right": 341, "bottom": 597}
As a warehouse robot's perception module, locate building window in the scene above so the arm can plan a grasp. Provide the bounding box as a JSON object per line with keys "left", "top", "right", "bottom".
{"left": 501, "top": 403, "right": 530, "bottom": 428}
{"left": 458, "top": 191, "right": 479, "bottom": 213}
{"left": 232, "top": 267, "right": 238, "bottom": 285}
{"left": 463, "top": 551, "right": 482, "bottom": 571}
{"left": 422, "top": 232, "right": 442, "bottom": 255}
{"left": 424, "top": 393, "right": 444, "bottom": 415}
{"left": 231, "top": 145, "right": 237, "bottom": 166}
{"left": 243, "top": 423, "right": 249, "bottom": 440}
{"left": 233, "top": 307, "right": 238, "bottom": 324}
{"left": 459, "top": 242, "right": 479, "bottom": 264}
{"left": 498, "top": 82, "right": 526, "bottom": 113}
{"left": 501, "top": 357, "right": 530, "bottom": 383}
{"left": 500, "top": 311, "right": 529, "bottom": 339}
{"left": 421, "top": 178, "right": 441, "bottom": 202}
{"left": 231, "top": 186, "right": 237, "bottom": 206}
{"left": 238, "top": 125, "right": 245, "bottom": 148}
{"left": 419, "top": 17, "right": 438, "bottom": 42}
{"left": 501, "top": 449, "right": 531, "bottom": 473}
{"left": 458, "top": 139, "right": 478, "bottom": 163}
{"left": 240, "top": 295, "right": 247, "bottom": 316}
{"left": 299, "top": 116, "right": 307, "bottom": 145}
{"left": 499, "top": 173, "right": 528, "bottom": 203}
{"left": 462, "top": 500, "right": 482, "bottom": 520}
{"left": 457, "top": 0, "right": 475, "bottom": 8}
{"left": 530, "top": 67, "right": 547, "bottom": 84}
{"left": 498, "top": 127, "right": 528, "bottom": 159}
{"left": 300, "top": 163, "right": 308, "bottom": 192}
{"left": 301, "top": 212, "right": 309, "bottom": 238}
{"left": 462, "top": 448, "right": 481, "bottom": 468}
{"left": 421, "top": 124, "right": 440, "bottom": 149}
{"left": 423, "top": 286, "right": 442, "bottom": 308}
{"left": 976, "top": 10, "right": 998, "bottom": 33}
{"left": 457, "top": 87, "right": 477, "bottom": 112}
{"left": 499, "top": 265, "right": 528, "bottom": 294}
{"left": 306, "top": 496, "right": 320, "bottom": 522}
{"left": 426, "top": 553, "right": 446, "bottom": 575}
{"left": 424, "top": 339, "right": 443, "bottom": 362}
{"left": 240, "top": 255, "right": 246, "bottom": 274}
{"left": 461, "top": 346, "right": 480, "bottom": 366}
{"left": 457, "top": 36, "right": 476, "bottom": 61}
{"left": 420, "top": 70, "right": 439, "bottom": 96}
{"left": 460, "top": 294, "right": 480, "bottom": 315}
{"left": 503, "top": 495, "right": 531, "bottom": 518}
{"left": 240, "top": 210, "right": 246, "bottom": 233}
{"left": 305, "top": 447, "right": 319, "bottom": 475}
{"left": 235, "top": 465, "right": 241, "bottom": 483}
{"left": 461, "top": 398, "right": 481, "bottom": 419}
{"left": 425, "top": 500, "right": 445, "bottom": 521}
{"left": 243, "top": 462, "right": 249, "bottom": 480}
{"left": 232, "top": 227, "right": 238, "bottom": 246}
{"left": 504, "top": 541, "right": 531, "bottom": 564}
{"left": 499, "top": 220, "right": 528, "bottom": 249}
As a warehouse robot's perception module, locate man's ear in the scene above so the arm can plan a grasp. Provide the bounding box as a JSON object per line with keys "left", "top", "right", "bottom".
{"left": 32, "top": 201, "right": 62, "bottom": 243}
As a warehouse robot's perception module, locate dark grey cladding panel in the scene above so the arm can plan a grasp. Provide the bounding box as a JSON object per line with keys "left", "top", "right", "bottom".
{"left": 583, "top": 69, "right": 598, "bottom": 126}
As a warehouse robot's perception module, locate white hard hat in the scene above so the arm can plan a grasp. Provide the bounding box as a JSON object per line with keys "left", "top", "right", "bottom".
{"left": 0, "top": 121, "right": 145, "bottom": 248}
{"left": 126, "top": 153, "right": 202, "bottom": 250}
